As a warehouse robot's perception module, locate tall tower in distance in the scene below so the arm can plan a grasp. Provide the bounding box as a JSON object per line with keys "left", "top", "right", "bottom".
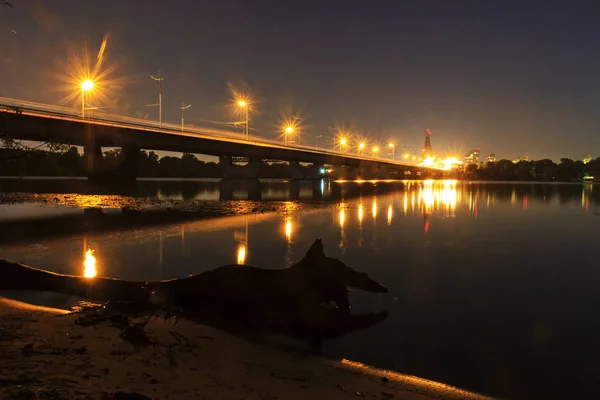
{"left": 423, "top": 129, "right": 433, "bottom": 157}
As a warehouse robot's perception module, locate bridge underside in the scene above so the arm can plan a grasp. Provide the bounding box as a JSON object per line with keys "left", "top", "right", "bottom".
{"left": 0, "top": 112, "right": 441, "bottom": 181}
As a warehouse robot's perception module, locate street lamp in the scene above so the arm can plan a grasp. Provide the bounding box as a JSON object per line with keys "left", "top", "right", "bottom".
{"left": 284, "top": 125, "right": 294, "bottom": 146}
{"left": 149, "top": 72, "right": 164, "bottom": 128}
{"left": 339, "top": 137, "right": 348, "bottom": 152}
{"left": 372, "top": 146, "right": 379, "bottom": 158}
{"left": 358, "top": 142, "right": 365, "bottom": 155}
{"left": 81, "top": 79, "right": 94, "bottom": 118}
{"left": 237, "top": 100, "right": 249, "bottom": 140}
{"left": 388, "top": 143, "right": 395, "bottom": 160}
{"left": 404, "top": 153, "right": 410, "bottom": 160}
{"left": 180, "top": 102, "right": 191, "bottom": 131}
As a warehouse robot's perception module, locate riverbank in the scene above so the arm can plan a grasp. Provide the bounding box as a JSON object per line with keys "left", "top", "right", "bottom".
{"left": 0, "top": 296, "right": 488, "bottom": 400}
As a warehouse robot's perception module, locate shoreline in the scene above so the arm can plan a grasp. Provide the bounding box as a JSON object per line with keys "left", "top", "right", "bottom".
{"left": 0, "top": 296, "right": 490, "bottom": 400}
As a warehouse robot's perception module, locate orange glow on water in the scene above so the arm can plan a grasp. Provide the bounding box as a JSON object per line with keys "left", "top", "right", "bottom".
{"left": 236, "top": 244, "right": 246, "bottom": 265}
{"left": 284, "top": 217, "right": 293, "bottom": 241}
{"left": 83, "top": 249, "right": 97, "bottom": 278}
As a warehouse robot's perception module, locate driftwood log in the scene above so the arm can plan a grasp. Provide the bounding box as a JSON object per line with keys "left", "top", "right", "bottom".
{"left": 0, "top": 239, "right": 388, "bottom": 350}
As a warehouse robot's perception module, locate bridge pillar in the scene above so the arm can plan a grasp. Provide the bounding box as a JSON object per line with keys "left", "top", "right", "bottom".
{"left": 290, "top": 161, "right": 303, "bottom": 180}
{"left": 289, "top": 180, "right": 301, "bottom": 200}
{"left": 219, "top": 156, "right": 234, "bottom": 179}
{"left": 219, "top": 156, "right": 261, "bottom": 179}
{"left": 243, "top": 157, "right": 262, "bottom": 179}
{"left": 219, "top": 179, "right": 233, "bottom": 200}
{"left": 84, "top": 134, "right": 140, "bottom": 182}
{"left": 83, "top": 140, "right": 102, "bottom": 177}
{"left": 120, "top": 145, "right": 140, "bottom": 181}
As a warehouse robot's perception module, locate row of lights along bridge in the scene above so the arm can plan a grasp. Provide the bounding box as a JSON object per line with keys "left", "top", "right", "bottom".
{"left": 78, "top": 75, "right": 423, "bottom": 162}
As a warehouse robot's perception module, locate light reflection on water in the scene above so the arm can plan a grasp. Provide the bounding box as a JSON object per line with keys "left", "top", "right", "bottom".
{"left": 1, "top": 179, "right": 600, "bottom": 399}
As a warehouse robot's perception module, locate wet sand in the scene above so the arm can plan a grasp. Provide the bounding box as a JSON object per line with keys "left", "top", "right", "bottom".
{"left": 0, "top": 297, "right": 489, "bottom": 400}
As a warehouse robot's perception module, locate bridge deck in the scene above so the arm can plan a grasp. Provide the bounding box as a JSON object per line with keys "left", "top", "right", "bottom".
{"left": 0, "top": 98, "right": 431, "bottom": 171}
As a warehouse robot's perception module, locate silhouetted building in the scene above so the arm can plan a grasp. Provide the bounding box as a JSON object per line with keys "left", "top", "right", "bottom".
{"left": 486, "top": 153, "right": 496, "bottom": 163}
{"left": 423, "top": 129, "right": 432, "bottom": 157}
{"left": 464, "top": 148, "right": 480, "bottom": 164}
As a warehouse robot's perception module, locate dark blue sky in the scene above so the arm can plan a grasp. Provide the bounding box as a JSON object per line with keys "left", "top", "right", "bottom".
{"left": 1, "top": 0, "right": 600, "bottom": 160}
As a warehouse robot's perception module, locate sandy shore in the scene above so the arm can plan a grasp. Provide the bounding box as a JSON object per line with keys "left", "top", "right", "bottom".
{"left": 0, "top": 297, "right": 489, "bottom": 400}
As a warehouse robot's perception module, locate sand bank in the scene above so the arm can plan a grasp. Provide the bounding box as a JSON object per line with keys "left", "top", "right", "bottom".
{"left": 0, "top": 297, "right": 489, "bottom": 400}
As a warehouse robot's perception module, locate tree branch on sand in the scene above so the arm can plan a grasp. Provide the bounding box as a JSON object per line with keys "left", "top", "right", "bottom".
{"left": 0, "top": 239, "right": 388, "bottom": 352}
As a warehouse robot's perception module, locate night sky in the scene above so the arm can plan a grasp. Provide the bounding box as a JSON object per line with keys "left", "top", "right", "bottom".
{"left": 1, "top": 0, "right": 600, "bottom": 161}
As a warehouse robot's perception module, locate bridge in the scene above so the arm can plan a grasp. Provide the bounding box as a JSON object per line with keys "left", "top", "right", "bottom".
{"left": 0, "top": 98, "right": 441, "bottom": 181}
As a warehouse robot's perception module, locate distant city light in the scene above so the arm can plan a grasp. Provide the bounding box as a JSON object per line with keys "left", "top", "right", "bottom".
{"left": 320, "top": 168, "right": 326, "bottom": 174}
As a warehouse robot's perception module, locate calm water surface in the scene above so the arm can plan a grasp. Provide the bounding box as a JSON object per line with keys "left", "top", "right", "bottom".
{"left": 1, "top": 178, "right": 599, "bottom": 399}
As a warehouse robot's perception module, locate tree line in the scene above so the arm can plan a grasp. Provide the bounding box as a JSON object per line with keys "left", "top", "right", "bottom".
{"left": 1, "top": 147, "right": 598, "bottom": 181}
{"left": 0, "top": 147, "right": 317, "bottom": 178}
{"left": 458, "top": 158, "right": 599, "bottom": 181}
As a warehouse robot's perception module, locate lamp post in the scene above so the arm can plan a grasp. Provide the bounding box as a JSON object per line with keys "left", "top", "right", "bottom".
{"left": 149, "top": 72, "right": 164, "bottom": 128}
{"left": 180, "top": 102, "right": 191, "bottom": 131}
{"left": 372, "top": 146, "right": 379, "bottom": 158}
{"left": 81, "top": 79, "right": 94, "bottom": 118}
{"left": 339, "top": 137, "right": 348, "bottom": 153}
{"left": 284, "top": 125, "right": 294, "bottom": 146}
{"left": 315, "top": 135, "right": 322, "bottom": 149}
{"left": 388, "top": 143, "right": 395, "bottom": 160}
{"left": 237, "top": 100, "right": 249, "bottom": 140}
{"left": 358, "top": 142, "right": 365, "bottom": 155}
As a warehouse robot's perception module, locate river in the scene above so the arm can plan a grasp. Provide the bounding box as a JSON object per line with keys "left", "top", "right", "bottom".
{"left": 0, "top": 177, "right": 599, "bottom": 399}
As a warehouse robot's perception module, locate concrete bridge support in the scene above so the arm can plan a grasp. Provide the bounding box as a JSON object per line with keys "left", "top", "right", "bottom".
{"left": 289, "top": 180, "right": 301, "bottom": 200}
{"left": 290, "top": 161, "right": 303, "bottom": 180}
{"left": 83, "top": 133, "right": 140, "bottom": 182}
{"left": 219, "top": 156, "right": 262, "bottom": 179}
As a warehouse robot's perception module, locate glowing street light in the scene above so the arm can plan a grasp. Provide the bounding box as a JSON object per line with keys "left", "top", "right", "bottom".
{"left": 284, "top": 125, "right": 294, "bottom": 146}
{"left": 404, "top": 153, "right": 410, "bottom": 159}
{"left": 237, "top": 100, "right": 249, "bottom": 140}
{"left": 358, "top": 142, "right": 366, "bottom": 155}
{"left": 339, "top": 137, "right": 348, "bottom": 152}
{"left": 81, "top": 79, "right": 94, "bottom": 118}
{"left": 388, "top": 143, "right": 395, "bottom": 160}
{"left": 372, "top": 146, "right": 379, "bottom": 157}
{"left": 180, "top": 102, "right": 191, "bottom": 131}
